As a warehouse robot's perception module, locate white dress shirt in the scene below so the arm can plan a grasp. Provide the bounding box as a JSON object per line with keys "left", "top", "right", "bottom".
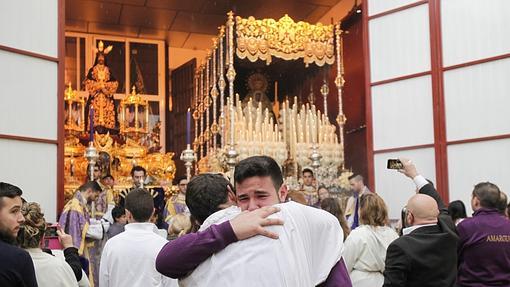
{"left": 180, "top": 201, "right": 343, "bottom": 287}
{"left": 99, "top": 222, "right": 177, "bottom": 287}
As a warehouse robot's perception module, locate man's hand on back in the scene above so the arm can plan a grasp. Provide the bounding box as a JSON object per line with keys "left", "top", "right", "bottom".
{"left": 230, "top": 206, "right": 284, "bottom": 240}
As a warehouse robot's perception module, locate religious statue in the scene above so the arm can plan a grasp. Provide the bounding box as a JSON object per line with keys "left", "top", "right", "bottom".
{"left": 242, "top": 72, "right": 273, "bottom": 114}
{"left": 84, "top": 41, "right": 119, "bottom": 135}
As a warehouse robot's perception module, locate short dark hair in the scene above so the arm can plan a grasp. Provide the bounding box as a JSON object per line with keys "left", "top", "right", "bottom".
{"left": 234, "top": 156, "right": 283, "bottom": 191}
{"left": 497, "top": 191, "right": 508, "bottom": 215}
{"left": 125, "top": 188, "right": 154, "bottom": 222}
{"left": 472, "top": 182, "right": 501, "bottom": 209}
{"left": 348, "top": 174, "right": 364, "bottom": 182}
{"left": 448, "top": 200, "right": 467, "bottom": 222}
{"left": 0, "top": 182, "right": 23, "bottom": 209}
{"left": 79, "top": 181, "right": 102, "bottom": 193}
{"left": 112, "top": 206, "right": 125, "bottom": 222}
{"left": 302, "top": 168, "right": 313, "bottom": 176}
{"left": 131, "top": 166, "right": 147, "bottom": 177}
{"left": 186, "top": 174, "right": 232, "bottom": 224}
{"left": 174, "top": 176, "right": 188, "bottom": 186}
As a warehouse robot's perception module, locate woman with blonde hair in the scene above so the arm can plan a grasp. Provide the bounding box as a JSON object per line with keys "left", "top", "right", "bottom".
{"left": 320, "top": 197, "right": 350, "bottom": 241}
{"left": 342, "top": 193, "right": 398, "bottom": 287}
{"left": 168, "top": 213, "right": 192, "bottom": 240}
{"left": 17, "top": 202, "right": 79, "bottom": 287}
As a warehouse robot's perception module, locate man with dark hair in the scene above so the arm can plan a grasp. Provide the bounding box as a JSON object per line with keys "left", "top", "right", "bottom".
{"left": 131, "top": 165, "right": 147, "bottom": 188}
{"left": 100, "top": 188, "right": 177, "bottom": 287}
{"left": 383, "top": 159, "right": 458, "bottom": 287}
{"left": 346, "top": 174, "right": 371, "bottom": 229}
{"left": 106, "top": 206, "right": 126, "bottom": 239}
{"left": 157, "top": 156, "right": 352, "bottom": 286}
{"left": 164, "top": 176, "right": 190, "bottom": 223}
{"left": 184, "top": 174, "right": 234, "bottom": 224}
{"left": 300, "top": 168, "right": 317, "bottom": 206}
{"left": 457, "top": 182, "right": 510, "bottom": 286}
{"left": 59, "top": 180, "right": 104, "bottom": 286}
{"left": 120, "top": 165, "right": 166, "bottom": 230}
{"left": 0, "top": 182, "right": 38, "bottom": 287}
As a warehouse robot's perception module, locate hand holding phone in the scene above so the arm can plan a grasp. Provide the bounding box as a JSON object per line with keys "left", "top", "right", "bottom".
{"left": 43, "top": 224, "right": 63, "bottom": 250}
{"left": 387, "top": 159, "right": 404, "bottom": 170}
{"left": 56, "top": 228, "right": 74, "bottom": 249}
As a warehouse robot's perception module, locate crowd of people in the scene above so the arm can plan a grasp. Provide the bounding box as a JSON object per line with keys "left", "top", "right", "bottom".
{"left": 1, "top": 155, "right": 509, "bottom": 287}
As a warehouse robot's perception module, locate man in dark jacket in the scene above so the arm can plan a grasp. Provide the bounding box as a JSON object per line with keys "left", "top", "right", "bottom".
{"left": 0, "top": 182, "right": 38, "bottom": 287}
{"left": 383, "top": 159, "right": 458, "bottom": 287}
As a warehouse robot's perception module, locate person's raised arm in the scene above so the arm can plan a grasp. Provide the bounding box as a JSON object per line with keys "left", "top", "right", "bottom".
{"left": 398, "top": 158, "right": 445, "bottom": 209}
{"left": 156, "top": 206, "right": 283, "bottom": 278}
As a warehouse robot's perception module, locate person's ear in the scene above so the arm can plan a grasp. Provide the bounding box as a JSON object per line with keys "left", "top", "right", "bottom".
{"left": 125, "top": 209, "right": 134, "bottom": 223}
{"left": 278, "top": 185, "right": 288, "bottom": 203}
{"left": 406, "top": 211, "right": 414, "bottom": 226}
{"left": 226, "top": 185, "right": 236, "bottom": 203}
{"left": 227, "top": 190, "right": 236, "bottom": 203}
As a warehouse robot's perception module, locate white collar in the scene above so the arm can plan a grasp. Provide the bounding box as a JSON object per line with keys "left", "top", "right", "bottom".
{"left": 125, "top": 222, "right": 157, "bottom": 232}
{"left": 402, "top": 223, "right": 437, "bottom": 235}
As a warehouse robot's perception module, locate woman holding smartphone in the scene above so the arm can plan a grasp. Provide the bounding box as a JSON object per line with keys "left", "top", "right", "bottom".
{"left": 17, "top": 202, "right": 79, "bottom": 287}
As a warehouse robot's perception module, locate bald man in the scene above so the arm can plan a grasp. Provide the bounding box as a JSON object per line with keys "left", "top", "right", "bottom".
{"left": 383, "top": 159, "right": 458, "bottom": 287}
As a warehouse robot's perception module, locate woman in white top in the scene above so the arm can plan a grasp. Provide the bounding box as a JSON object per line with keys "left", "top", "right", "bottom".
{"left": 17, "top": 202, "right": 78, "bottom": 287}
{"left": 343, "top": 193, "right": 398, "bottom": 287}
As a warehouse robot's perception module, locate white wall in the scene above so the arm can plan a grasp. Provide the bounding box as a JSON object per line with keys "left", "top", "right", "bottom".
{"left": 367, "top": 1, "right": 435, "bottom": 219}
{"left": 0, "top": 0, "right": 60, "bottom": 220}
{"left": 441, "top": 0, "right": 510, "bottom": 212}
{"left": 367, "top": 0, "right": 510, "bottom": 220}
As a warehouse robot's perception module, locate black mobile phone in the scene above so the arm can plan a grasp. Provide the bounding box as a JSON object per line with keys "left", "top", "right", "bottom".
{"left": 44, "top": 224, "right": 59, "bottom": 238}
{"left": 387, "top": 159, "right": 404, "bottom": 170}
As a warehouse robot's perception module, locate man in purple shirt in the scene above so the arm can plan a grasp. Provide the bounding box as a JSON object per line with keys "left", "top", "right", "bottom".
{"left": 456, "top": 182, "right": 510, "bottom": 286}
{"left": 156, "top": 156, "right": 352, "bottom": 286}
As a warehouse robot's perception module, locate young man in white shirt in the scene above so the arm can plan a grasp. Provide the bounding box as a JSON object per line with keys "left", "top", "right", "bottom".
{"left": 100, "top": 188, "right": 177, "bottom": 287}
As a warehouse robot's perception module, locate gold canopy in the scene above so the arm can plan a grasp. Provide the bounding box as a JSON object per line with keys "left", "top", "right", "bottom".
{"left": 236, "top": 14, "right": 335, "bottom": 67}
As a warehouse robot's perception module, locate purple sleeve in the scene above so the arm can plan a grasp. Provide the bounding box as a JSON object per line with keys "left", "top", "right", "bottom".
{"left": 320, "top": 258, "right": 353, "bottom": 287}
{"left": 155, "top": 221, "right": 238, "bottom": 278}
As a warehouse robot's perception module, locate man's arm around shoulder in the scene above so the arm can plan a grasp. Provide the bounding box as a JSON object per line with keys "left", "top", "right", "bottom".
{"left": 156, "top": 221, "right": 237, "bottom": 278}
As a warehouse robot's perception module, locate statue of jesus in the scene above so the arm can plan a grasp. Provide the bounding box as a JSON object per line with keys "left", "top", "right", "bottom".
{"left": 84, "top": 41, "right": 119, "bottom": 134}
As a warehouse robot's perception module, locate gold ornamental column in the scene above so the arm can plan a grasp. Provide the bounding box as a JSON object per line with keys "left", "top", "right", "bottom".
{"left": 218, "top": 27, "right": 226, "bottom": 149}
{"left": 335, "top": 24, "right": 346, "bottom": 169}
{"left": 225, "top": 11, "right": 238, "bottom": 180}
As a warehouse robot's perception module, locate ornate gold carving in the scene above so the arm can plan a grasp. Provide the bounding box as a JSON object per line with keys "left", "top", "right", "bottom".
{"left": 236, "top": 15, "right": 335, "bottom": 67}
{"left": 120, "top": 86, "right": 149, "bottom": 137}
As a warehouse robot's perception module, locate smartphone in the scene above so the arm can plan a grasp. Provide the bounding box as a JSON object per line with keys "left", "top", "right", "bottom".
{"left": 44, "top": 224, "right": 59, "bottom": 237}
{"left": 387, "top": 159, "right": 404, "bottom": 170}
{"left": 43, "top": 224, "right": 62, "bottom": 250}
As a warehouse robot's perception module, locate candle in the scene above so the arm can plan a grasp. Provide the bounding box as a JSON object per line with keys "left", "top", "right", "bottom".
{"left": 186, "top": 108, "right": 191, "bottom": 145}
{"left": 89, "top": 106, "right": 94, "bottom": 142}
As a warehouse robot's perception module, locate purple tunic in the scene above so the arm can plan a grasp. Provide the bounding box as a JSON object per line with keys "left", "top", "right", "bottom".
{"left": 59, "top": 191, "right": 101, "bottom": 287}
{"left": 155, "top": 221, "right": 352, "bottom": 286}
{"left": 457, "top": 208, "right": 510, "bottom": 286}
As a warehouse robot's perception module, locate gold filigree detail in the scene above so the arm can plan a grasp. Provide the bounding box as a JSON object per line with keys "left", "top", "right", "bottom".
{"left": 236, "top": 15, "right": 335, "bottom": 67}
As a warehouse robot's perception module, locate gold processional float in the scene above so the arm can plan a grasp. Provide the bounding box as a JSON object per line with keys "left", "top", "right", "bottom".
{"left": 63, "top": 52, "right": 176, "bottom": 202}
{"left": 62, "top": 12, "right": 353, "bottom": 204}
{"left": 190, "top": 12, "right": 352, "bottom": 194}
